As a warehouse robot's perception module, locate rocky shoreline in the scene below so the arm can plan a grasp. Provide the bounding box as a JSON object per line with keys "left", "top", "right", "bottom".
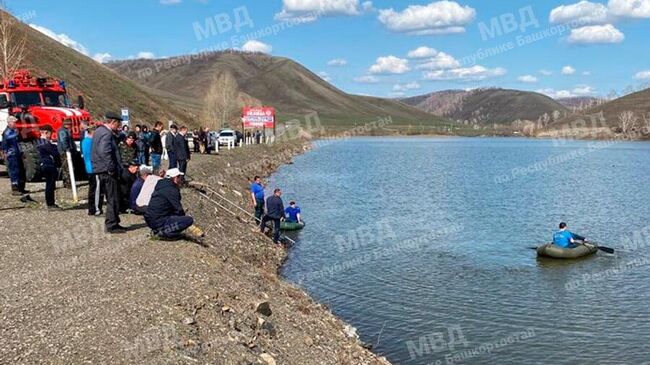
{"left": 0, "top": 139, "right": 391, "bottom": 365}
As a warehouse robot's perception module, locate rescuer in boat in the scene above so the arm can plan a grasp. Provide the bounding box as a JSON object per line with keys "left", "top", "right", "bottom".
{"left": 284, "top": 201, "right": 302, "bottom": 224}
{"left": 552, "top": 222, "right": 586, "bottom": 248}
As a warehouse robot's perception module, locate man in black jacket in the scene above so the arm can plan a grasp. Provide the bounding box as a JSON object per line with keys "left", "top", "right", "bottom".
{"left": 260, "top": 188, "right": 284, "bottom": 244}
{"left": 92, "top": 112, "right": 126, "bottom": 233}
{"left": 37, "top": 125, "right": 62, "bottom": 210}
{"left": 150, "top": 121, "right": 164, "bottom": 170}
{"left": 144, "top": 168, "right": 194, "bottom": 239}
{"left": 165, "top": 124, "right": 178, "bottom": 169}
{"left": 175, "top": 126, "right": 191, "bottom": 175}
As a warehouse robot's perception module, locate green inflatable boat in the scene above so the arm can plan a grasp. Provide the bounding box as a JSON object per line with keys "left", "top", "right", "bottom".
{"left": 280, "top": 221, "right": 305, "bottom": 231}
{"left": 536, "top": 243, "right": 598, "bottom": 259}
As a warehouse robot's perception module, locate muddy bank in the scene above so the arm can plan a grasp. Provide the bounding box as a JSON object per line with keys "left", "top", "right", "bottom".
{"left": 0, "top": 140, "right": 390, "bottom": 365}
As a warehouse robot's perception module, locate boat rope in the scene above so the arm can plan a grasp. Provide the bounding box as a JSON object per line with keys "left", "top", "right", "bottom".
{"left": 187, "top": 180, "right": 296, "bottom": 245}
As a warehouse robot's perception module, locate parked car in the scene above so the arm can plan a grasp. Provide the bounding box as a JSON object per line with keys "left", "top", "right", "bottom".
{"left": 218, "top": 129, "right": 237, "bottom": 146}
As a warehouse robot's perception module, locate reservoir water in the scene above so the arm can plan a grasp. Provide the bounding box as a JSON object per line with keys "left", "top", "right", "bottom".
{"left": 268, "top": 137, "right": 650, "bottom": 365}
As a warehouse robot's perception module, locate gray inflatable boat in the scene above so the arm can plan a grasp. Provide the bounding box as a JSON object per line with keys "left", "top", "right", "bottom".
{"left": 536, "top": 243, "right": 598, "bottom": 259}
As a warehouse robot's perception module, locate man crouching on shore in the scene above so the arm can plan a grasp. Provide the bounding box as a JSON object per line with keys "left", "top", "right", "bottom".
{"left": 144, "top": 168, "right": 203, "bottom": 240}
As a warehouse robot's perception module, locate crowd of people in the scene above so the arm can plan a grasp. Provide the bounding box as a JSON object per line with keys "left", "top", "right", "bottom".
{"left": 2, "top": 112, "right": 303, "bottom": 245}
{"left": 1, "top": 112, "right": 202, "bottom": 240}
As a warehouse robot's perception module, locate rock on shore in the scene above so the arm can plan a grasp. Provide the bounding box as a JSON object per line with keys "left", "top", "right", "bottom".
{"left": 0, "top": 140, "right": 391, "bottom": 364}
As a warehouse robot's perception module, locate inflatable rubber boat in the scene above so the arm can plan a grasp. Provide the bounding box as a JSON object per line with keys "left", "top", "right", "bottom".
{"left": 536, "top": 243, "right": 598, "bottom": 259}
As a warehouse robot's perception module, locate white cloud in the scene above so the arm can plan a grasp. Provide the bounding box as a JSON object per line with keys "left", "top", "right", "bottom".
{"left": 327, "top": 58, "right": 348, "bottom": 66}
{"left": 369, "top": 55, "right": 410, "bottom": 74}
{"left": 136, "top": 51, "right": 156, "bottom": 59}
{"left": 318, "top": 71, "right": 332, "bottom": 82}
{"left": 29, "top": 24, "right": 89, "bottom": 56}
{"left": 275, "top": 0, "right": 368, "bottom": 22}
{"left": 241, "top": 40, "right": 272, "bottom": 53}
{"left": 634, "top": 70, "right": 650, "bottom": 79}
{"left": 562, "top": 65, "right": 577, "bottom": 75}
{"left": 518, "top": 75, "right": 538, "bottom": 83}
{"left": 93, "top": 53, "right": 112, "bottom": 63}
{"left": 540, "top": 70, "right": 554, "bottom": 76}
{"left": 377, "top": 1, "right": 476, "bottom": 35}
{"left": 407, "top": 46, "right": 438, "bottom": 58}
{"left": 354, "top": 75, "right": 380, "bottom": 83}
{"left": 568, "top": 24, "right": 625, "bottom": 44}
{"left": 423, "top": 65, "right": 506, "bottom": 81}
{"left": 160, "top": 0, "right": 182, "bottom": 4}
{"left": 549, "top": 1, "right": 609, "bottom": 25}
{"left": 415, "top": 52, "right": 460, "bottom": 70}
{"left": 583, "top": 71, "right": 592, "bottom": 76}
{"left": 608, "top": 0, "right": 650, "bottom": 18}
{"left": 393, "top": 81, "right": 421, "bottom": 91}
{"left": 537, "top": 86, "right": 595, "bottom": 98}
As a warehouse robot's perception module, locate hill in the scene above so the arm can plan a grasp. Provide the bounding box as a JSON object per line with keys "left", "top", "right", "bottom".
{"left": 401, "top": 88, "right": 568, "bottom": 124}
{"left": 556, "top": 96, "right": 604, "bottom": 110}
{"left": 555, "top": 88, "right": 650, "bottom": 128}
{"left": 107, "top": 52, "right": 451, "bottom": 131}
{"left": 7, "top": 10, "right": 188, "bottom": 124}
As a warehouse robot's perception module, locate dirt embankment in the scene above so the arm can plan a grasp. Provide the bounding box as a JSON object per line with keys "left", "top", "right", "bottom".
{"left": 0, "top": 140, "right": 390, "bottom": 365}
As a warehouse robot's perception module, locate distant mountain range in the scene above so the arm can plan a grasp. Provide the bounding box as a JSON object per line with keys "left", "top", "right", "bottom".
{"left": 400, "top": 88, "right": 568, "bottom": 124}
{"left": 107, "top": 52, "right": 449, "bottom": 130}
{"left": 555, "top": 88, "right": 650, "bottom": 128}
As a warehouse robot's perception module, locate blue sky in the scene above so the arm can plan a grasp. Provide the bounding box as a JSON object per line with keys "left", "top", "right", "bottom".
{"left": 8, "top": 0, "right": 650, "bottom": 99}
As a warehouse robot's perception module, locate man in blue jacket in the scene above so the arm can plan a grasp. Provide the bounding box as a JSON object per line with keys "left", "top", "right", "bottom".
{"left": 260, "top": 188, "right": 285, "bottom": 244}
{"left": 92, "top": 112, "right": 126, "bottom": 233}
{"left": 37, "top": 125, "right": 61, "bottom": 210}
{"left": 250, "top": 176, "right": 265, "bottom": 222}
{"left": 2, "top": 116, "right": 27, "bottom": 196}
{"left": 81, "top": 126, "right": 103, "bottom": 216}
{"left": 553, "top": 222, "right": 586, "bottom": 248}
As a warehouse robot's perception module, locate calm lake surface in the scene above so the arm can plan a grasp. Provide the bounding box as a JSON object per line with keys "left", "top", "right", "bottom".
{"left": 268, "top": 137, "right": 650, "bottom": 365}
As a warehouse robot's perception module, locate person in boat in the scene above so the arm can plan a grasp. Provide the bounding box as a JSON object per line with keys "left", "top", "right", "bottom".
{"left": 284, "top": 201, "right": 302, "bottom": 224}
{"left": 553, "top": 222, "right": 586, "bottom": 248}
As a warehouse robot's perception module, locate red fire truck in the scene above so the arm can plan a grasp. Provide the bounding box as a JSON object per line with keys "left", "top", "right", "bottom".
{"left": 0, "top": 69, "right": 90, "bottom": 181}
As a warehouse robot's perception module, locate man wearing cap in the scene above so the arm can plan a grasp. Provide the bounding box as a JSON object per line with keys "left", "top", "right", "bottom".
{"left": 120, "top": 159, "right": 139, "bottom": 213}
{"left": 144, "top": 168, "right": 196, "bottom": 239}
{"left": 2, "top": 115, "right": 27, "bottom": 196}
{"left": 92, "top": 112, "right": 127, "bottom": 233}
{"left": 82, "top": 125, "right": 103, "bottom": 216}
{"left": 37, "top": 125, "right": 62, "bottom": 210}
{"left": 57, "top": 118, "right": 77, "bottom": 189}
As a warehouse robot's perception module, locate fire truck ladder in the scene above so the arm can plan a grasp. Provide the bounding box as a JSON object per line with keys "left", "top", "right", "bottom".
{"left": 187, "top": 181, "right": 296, "bottom": 245}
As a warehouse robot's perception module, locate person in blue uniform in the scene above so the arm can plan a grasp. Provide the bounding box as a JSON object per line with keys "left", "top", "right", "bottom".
{"left": 2, "top": 116, "right": 27, "bottom": 196}
{"left": 284, "top": 201, "right": 302, "bottom": 223}
{"left": 552, "top": 222, "right": 586, "bottom": 248}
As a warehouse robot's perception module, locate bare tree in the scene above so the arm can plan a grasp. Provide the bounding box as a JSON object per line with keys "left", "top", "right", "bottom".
{"left": 641, "top": 113, "right": 650, "bottom": 134}
{"left": 202, "top": 72, "right": 241, "bottom": 130}
{"left": 0, "top": 3, "right": 26, "bottom": 80}
{"left": 618, "top": 110, "right": 638, "bottom": 134}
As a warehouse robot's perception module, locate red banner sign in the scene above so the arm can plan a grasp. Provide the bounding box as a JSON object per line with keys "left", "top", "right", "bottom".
{"left": 242, "top": 107, "right": 275, "bottom": 128}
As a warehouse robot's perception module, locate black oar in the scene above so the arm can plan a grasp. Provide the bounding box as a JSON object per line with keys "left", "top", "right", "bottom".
{"left": 581, "top": 241, "right": 615, "bottom": 254}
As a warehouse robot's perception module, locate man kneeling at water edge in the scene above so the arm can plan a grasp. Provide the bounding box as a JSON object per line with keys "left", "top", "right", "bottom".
{"left": 553, "top": 222, "right": 586, "bottom": 248}
{"left": 144, "top": 168, "right": 203, "bottom": 239}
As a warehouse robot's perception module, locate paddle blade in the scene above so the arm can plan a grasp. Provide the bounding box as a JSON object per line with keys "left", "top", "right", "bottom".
{"left": 597, "top": 246, "right": 615, "bottom": 254}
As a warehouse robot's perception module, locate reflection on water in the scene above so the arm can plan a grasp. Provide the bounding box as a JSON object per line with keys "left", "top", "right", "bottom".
{"left": 268, "top": 137, "right": 650, "bottom": 365}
